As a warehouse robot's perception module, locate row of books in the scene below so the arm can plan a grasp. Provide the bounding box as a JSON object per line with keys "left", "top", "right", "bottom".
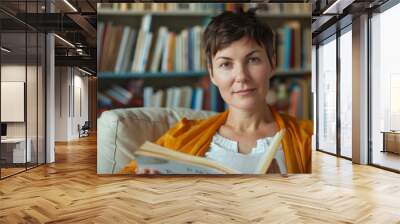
{"left": 98, "top": 17, "right": 206, "bottom": 73}
{"left": 275, "top": 22, "right": 311, "bottom": 70}
{"left": 98, "top": 19, "right": 311, "bottom": 73}
{"left": 99, "top": 85, "right": 206, "bottom": 111}
{"left": 98, "top": 3, "right": 311, "bottom": 14}
{"left": 143, "top": 86, "right": 204, "bottom": 110}
{"left": 97, "top": 79, "right": 144, "bottom": 110}
{"left": 267, "top": 78, "right": 311, "bottom": 120}
{"left": 97, "top": 77, "right": 213, "bottom": 116}
{"left": 98, "top": 78, "right": 312, "bottom": 120}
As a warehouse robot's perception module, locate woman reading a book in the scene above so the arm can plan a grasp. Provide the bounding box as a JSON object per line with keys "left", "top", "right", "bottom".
{"left": 122, "top": 8, "right": 313, "bottom": 174}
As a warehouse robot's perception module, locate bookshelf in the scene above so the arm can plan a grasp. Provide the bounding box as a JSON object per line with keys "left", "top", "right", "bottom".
{"left": 98, "top": 10, "right": 213, "bottom": 17}
{"left": 97, "top": 3, "right": 312, "bottom": 119}
{"left": 98, "top": 71, "right": 208, "bottom": 79}
{"left": 98, "top": 9, "right": 311, "bottom": 19}
{"left": 98, "top": 69, "right": 311, "bottom": 79}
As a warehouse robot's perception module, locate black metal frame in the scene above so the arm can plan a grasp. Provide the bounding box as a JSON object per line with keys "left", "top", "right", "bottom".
{"left": 25, "top": 2, "right": 28, "bottom": 172}
{"left": 44, "top": 0, "right": 47, "bottom": 165}
{"left": 0, "top": 18, "right": 2, "bottom": 179}
{"left": 0, "top": 0, "right": 47, "bottom": 180}
{"left": 315, "top": 44, "right": 319, "bottom": 152}
{"left": 367, "top": 9, "right": 373, "bottom": 166}
{"left": 336, "top": 19, "right": 341, "bottom": 159}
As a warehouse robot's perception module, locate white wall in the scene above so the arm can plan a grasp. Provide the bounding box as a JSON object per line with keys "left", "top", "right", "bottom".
{"left": 1, "top": 65, "right": 37, "bottom": 137}
{"left": 46, "top": 32, "right": 55, "bottom": 163}
{"left": 1, "top": 63, "right": 46, "bottom": 164}
{"left": 73, "top": 73, "right": 89, "bottom": 138}
{"left": 352, "top": 14, "right": 369, "bottom": 164}
{"left": 55, "top": 67, "right": 69, "bottom": 141}
{"left": 54, "top": 67, "right": 89, "bottom": 141}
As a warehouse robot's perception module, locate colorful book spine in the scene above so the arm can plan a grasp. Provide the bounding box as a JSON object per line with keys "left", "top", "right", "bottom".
{"left": 150, "top": 27, "right": 168, "bottom": 72}
{"left": 114, "top": 26, "right": 131, "bottom": 72}
{"left": 283, "top": 26, "right": 292, "bottom": 70}
{"left": 139, "top": 32, "right": 153, "bottom": 72}
{"left": 122, "top": 29, "right": 137, "bottom": 72}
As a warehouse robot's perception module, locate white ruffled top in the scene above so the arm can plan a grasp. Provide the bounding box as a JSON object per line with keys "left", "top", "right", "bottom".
{"left": 205, "top": 132, "right": 287, "bottom": 174}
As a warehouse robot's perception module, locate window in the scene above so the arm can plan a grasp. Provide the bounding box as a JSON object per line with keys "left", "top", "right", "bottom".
{"left": 371, "top": 2, "right": 400, "bottom": 171}
{"left": 0, "top": 1, "right": 47, "bottom": 179}
{"left": 317, "top": 35, "right": 337, "bottom": 154}
{"left": 339, "top": 27, "right": 352, "bottom": 158}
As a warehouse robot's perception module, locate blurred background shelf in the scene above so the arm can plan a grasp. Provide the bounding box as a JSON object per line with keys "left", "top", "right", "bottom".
{"left": 273, "top": 69, "right": 311, "bottom": 77}
{"left": 98, "top": 69, "right": 311, "bottom": 79}
{"left": 97, "top": 2, "right": 312, "bottom": 120}
{"left": 98, "top": 10, "right": 212, "bottom": 17}
{"left": 98, "top": 9, "right": 311, "bottom": 19}
{"left": 98, "top": 71, "right": 208, "bottom": 79}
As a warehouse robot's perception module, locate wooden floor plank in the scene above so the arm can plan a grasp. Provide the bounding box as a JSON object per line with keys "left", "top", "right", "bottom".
{"left": 0, "top": 135, "right": 399, "bottom": 223}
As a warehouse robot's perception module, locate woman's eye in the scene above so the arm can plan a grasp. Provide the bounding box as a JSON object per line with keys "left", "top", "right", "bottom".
{"left": 219, "top": 62, "right": 231, "bottom": 68}
{"left": 248, "top": 57, "right": 260, "bottom": 63}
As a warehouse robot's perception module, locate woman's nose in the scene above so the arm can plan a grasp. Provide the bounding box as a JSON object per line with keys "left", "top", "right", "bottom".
{"left": 234, "top": 64, "right": 248, "bottom": 82}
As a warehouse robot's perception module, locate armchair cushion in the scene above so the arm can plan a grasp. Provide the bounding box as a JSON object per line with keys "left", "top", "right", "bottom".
{"left": 97, "top": 107, "right": 216, "bottom": 174}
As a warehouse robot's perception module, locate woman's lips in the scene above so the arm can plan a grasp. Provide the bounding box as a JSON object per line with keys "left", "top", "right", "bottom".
{"left": 234, "top": 88, "right": 256, "bottom": 96}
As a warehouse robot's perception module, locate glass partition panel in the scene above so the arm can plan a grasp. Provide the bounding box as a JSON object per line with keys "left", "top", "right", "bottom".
{"left": 317, "top": 35, "right": 337, "bottom": 154}
{"left": 38, "top": 32, "right": 45, "bottom": 165}
{"left": 0, "top": 0, "right": 46, "bottom": 179}
{"left": 339, "top": 28, "right": 352, "bottom": 158}
{"left": 371, "top": 3, "right": 400, "bottom": 171}
{"left": 1, "top": 30, "right": 27, "bottom": 177}
{"left": 27, "top": 30, "right": 38, "bottom": 169}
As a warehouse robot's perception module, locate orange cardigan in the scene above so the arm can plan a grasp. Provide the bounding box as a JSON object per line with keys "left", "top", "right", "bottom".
{"left": 120, "top": 108, "right": 313, "bottom": 174}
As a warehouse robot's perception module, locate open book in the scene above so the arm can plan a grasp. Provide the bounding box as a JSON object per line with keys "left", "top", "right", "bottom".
{"left": 134, "top": 129, "right": 286, "bottom": 174}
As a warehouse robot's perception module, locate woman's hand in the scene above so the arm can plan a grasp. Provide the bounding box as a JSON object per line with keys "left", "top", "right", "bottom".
{"left": 135, "top": 167, "right": 161, "bottom": 175}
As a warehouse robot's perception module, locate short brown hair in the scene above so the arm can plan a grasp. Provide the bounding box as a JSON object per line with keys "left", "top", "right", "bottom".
{"left": 203, "top": 9, "right": 275, "bottom": 70}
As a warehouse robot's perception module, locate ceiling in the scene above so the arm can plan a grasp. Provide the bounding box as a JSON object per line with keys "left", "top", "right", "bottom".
{"left": 1, "top": 0, "right": 394, "bottom": 74}
{"left": 311, "top": 0, "right": 389, "bottom": 43}
{"left": 0, "top": 0, "right": 98, "bottom": 73}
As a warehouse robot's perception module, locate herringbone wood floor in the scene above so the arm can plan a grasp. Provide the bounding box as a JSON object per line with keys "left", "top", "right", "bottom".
{"left": 1, "top": 135, "right": 399, "bottom": 224}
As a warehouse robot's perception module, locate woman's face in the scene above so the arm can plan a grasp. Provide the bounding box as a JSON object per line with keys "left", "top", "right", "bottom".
{"left": 209, "top": 36, "right": 275, "bottom": 111}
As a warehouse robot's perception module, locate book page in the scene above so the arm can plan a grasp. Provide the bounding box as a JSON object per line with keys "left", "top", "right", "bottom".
{"left": 135, "top": 154, "right": 227, "bottom": 174}
{"left": 135, "top": 129, "right": 286, "bottom": 174}
{"left": 136, "top": 141, "right": 239, "bottom": 174}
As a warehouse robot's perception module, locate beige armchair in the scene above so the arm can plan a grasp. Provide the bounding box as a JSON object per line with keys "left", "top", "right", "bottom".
{"left": 97, "top": 107, "right": 216, "bottom": 174}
